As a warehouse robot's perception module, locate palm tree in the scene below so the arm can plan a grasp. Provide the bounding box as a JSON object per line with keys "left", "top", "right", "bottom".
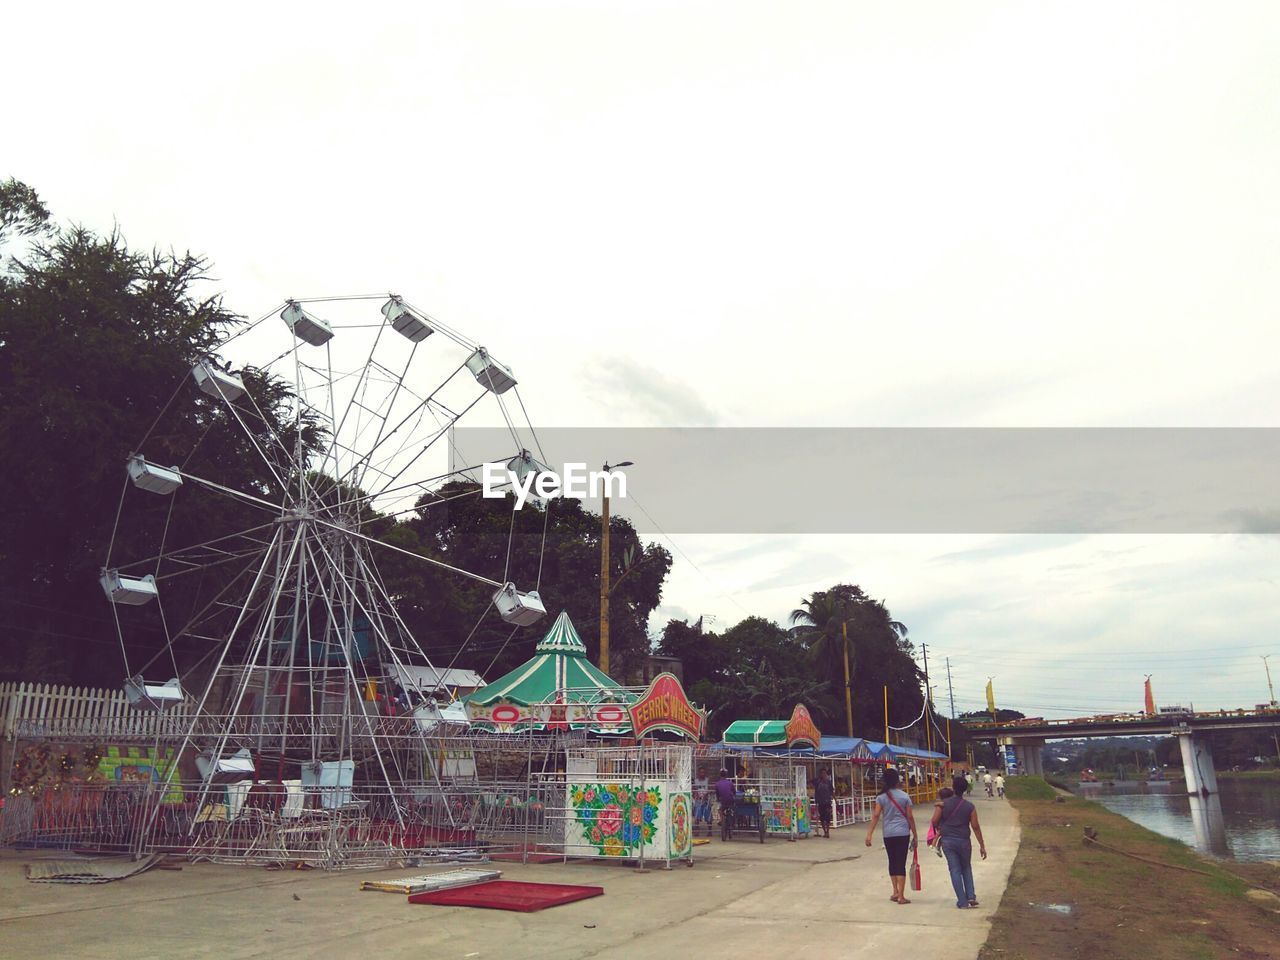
{"left": 789, "top": 585, "right": 880, "bottom": 710}
{"left": 791, "top": 585, "right": 913, "bottom": 732}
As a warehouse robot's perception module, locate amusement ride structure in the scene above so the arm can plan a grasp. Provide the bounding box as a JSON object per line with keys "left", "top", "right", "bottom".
{"left": 95, "top": 293, "right": 554, "bottom": 861}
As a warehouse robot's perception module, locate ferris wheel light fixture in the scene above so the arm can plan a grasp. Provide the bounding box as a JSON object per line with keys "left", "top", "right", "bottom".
{"left": 381, "top": 296, "right": 435, "bottom": 343}
{"left": 100, "top": 569, "right": 158, "bottom": 606}
{"left": 127, "top": 454, "right": 184, "bottom": 495}
{"left": 466, "top": 347, "right": 517, "bottom": 395}
{"left": 493, "top": 581, "right": 547, "bottom": 626}
{"left": 281, "top": 301, "right": 335, "bottom": 346}
{"left": 191, "top": 360, "right": 246, "bottom": 402}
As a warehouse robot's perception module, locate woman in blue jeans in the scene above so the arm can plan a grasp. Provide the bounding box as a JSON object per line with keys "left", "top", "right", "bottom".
{"left": 930, "top": 775, "right": 988, "bottom": 908}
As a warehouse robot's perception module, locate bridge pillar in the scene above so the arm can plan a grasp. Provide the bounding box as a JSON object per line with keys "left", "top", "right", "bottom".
{"left": 997, "top": 737, "right": 1045, "bottom": 777}
{"left": 1177, "top": 732, "right": 1219, "bottom": 796}
{"left": 1024, "top": 738, "right": 1046, "bottom": 776}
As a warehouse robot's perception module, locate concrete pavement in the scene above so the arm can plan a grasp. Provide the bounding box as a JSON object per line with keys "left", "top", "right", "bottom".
{"left": 0, "top": 797, "right": 1018, "bottom": 960}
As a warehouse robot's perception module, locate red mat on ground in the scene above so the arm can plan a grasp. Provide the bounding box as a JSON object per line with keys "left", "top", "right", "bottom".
{"left": 408, "top": 880, "right": 603, "bottom": 912}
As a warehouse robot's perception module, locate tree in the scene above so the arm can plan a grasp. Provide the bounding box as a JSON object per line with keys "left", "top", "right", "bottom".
{"left": 375, "top": 482, "right": 672, "bottom": 681}
{"left": 0, "top": 178, "right": 51, "bottom": 248}
{"left": 789, "top": 584, "right": 925, "bottom": 735}
{"left": 0, "top": 184, "right": 323, "bottom": 683}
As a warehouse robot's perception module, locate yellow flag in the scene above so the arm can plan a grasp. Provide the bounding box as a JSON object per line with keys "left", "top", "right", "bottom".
{"left": 985, "top": 679, "right": 996, "bottom": 715}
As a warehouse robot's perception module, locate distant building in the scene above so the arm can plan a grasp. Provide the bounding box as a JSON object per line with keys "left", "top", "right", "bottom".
{"left": 631, "top": 654, "right": 683, "bottom": 686}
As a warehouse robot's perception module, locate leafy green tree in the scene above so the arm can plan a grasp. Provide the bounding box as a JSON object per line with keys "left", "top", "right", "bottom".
{"left": 0, "top": 178, "right": 51, "bottom": 248}
{"left": 375, "top": 482, "right": 672, "bottom": 681}
{"left": 0, "top": 182, "right": 323, "bottom": 683}
{"left": 790, "top": 584, "right": 925, "bottom": 735}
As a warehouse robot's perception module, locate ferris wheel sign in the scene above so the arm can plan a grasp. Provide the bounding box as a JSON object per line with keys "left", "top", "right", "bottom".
{"left": 628, "top": 673, "right": 707, "bottom": 740}
{"left": 784, "top": 703, "right": 822, "bottom": 749}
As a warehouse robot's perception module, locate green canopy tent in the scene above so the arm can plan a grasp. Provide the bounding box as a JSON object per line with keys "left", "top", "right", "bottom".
{"left": 721, "top": 719, "right": 789, "bottom": 747}
{"left": 462, "top": 610, "right": 635, "bottom": 731}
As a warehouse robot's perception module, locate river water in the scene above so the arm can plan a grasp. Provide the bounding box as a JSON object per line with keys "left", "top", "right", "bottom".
{"left": 1082, "top": 779, "right": 1280, "bottom": 862}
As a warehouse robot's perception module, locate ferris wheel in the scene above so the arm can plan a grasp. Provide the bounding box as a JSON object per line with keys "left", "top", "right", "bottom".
{"left": 99, "top": 292, "right": 550, "bottom": 799}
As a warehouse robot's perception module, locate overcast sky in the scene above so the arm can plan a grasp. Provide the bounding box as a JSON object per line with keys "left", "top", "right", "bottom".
{"left": 7, "top": 1, "right": 1280, "bottom": 718}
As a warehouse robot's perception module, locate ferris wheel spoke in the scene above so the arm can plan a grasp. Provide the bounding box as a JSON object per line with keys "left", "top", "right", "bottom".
{"left": 366, "top": 390, "right": 488, "bottom": 502}
{"left": 304, "top": 537, "right": 412, "bottom": 806}
{"left": 213, "top": 390, "right": 293, "bottom": 495}
{"left": 325, "top": 324, "right": 394, "bottom": 484}
{"left": 179, "top": 471, "right": 286, "bottom": 514}
{"left": 346, "top": 351, "right": 426, "bottom": 495}
{"left": 231, "top": 386, "right": 315, "bottom": 487}
{"left": 341, "top": 359, "right": 471, "bottom": 494}
{"left": 309, "top": 515, "right": 502, "bottom": 588}
{"left": 112, "top": 521, "right": 277, "bottom": 575}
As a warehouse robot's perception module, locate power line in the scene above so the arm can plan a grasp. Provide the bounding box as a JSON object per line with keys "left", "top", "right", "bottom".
{"left": 626, "top": 491, "right": 751, "bottom": 618}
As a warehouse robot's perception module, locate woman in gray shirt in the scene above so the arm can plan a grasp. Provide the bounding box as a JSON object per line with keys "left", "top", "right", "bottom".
{"left": 864, "top": 768, "right": 918, "bottom": 904}
{"left": 929, "top": 775, "right": 988, "bottom": 908}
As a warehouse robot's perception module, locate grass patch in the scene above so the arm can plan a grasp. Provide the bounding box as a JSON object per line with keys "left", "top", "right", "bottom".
{"left": 1004, "top": 776, "right": 1056, "bottom": 801}
{"left": 979, "top": 789, "right": 1280, "bottom": 960}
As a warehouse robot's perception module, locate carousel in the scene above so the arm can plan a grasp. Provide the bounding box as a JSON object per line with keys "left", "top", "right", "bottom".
{"left": 464, "top": 612, "right": 708, "bottom": 867}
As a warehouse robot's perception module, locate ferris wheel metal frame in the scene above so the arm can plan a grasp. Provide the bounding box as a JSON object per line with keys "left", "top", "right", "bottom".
{"left": 100, "top": 292, "right": 555, "bottom": 836}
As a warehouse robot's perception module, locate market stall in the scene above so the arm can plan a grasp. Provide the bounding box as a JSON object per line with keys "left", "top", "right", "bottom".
{"left": 559, "top": 672, "right": 706, "bottom": 867}
{"left": 718, "top": 704, "right": 822, "bottom": 840}
{"left": 465, "top": 618, "right": 707, "bottom": 867}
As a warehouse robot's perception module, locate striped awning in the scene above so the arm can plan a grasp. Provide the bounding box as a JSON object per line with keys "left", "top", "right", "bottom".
{"left": 721, "top": 719, "right": 789, "bottom": 746}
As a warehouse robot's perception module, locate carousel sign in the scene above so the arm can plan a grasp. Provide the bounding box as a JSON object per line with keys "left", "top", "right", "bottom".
{"left": 784, "top": 703, "right": 821, "bottom": 749}
{"left": 628, "top": 673, "right": 707, "bottom": 740}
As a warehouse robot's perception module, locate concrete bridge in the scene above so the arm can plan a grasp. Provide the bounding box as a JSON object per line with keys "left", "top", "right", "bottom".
{"left": 960, "top": 706, "right": 1280, "bottom": 797}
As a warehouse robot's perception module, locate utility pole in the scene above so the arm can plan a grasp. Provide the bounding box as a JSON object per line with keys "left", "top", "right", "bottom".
{"left": 883, "top": 685, "right": 890, "bottom": 749}
{"left": 842, "top": 620, "right": 854, "bottom": 738}
{"left": 599, "top": 475, "right": 610, "bottom": 676}
{"left": 1264, "top": 656, "right": 1280, "bottom": 763}
{"left": 921, "top": 642, "right": 933, "bottom": 754}
{"left": 946, "top": 657, "right": 956, "bottom": 719}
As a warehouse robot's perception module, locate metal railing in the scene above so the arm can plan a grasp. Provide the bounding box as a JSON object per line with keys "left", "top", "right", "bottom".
{"left": 0, "top": 778, "right": 559, "bottom": 868}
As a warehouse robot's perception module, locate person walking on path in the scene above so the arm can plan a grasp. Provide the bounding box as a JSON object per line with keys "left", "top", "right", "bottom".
{"left": 814, "top": 768, "right": 834, "bottom": 838}
{"left": 931, "top": 774, "right": 987, "bottom": 909}
{"left": 864, "top": 768, "right": 918, "bottom": 904}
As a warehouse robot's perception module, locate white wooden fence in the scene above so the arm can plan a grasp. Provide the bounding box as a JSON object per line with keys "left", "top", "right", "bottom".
{"left": 0, "top": 682, "right": 192, "bottom": 742}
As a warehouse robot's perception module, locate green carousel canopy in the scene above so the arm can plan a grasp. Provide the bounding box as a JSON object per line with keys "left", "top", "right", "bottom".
{"left": 722, "top": 719, "right": 789, "bottom": 747}
{"left": 463, "top": 611, "right": 635, "bottom": 730}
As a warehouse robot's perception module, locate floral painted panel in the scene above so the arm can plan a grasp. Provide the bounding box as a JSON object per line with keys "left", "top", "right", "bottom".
{"left": 669, "top": 791, "right": 691, "bottom": 856}
{"left": 570, "top": 783, "right": 661, "bottom": 857}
